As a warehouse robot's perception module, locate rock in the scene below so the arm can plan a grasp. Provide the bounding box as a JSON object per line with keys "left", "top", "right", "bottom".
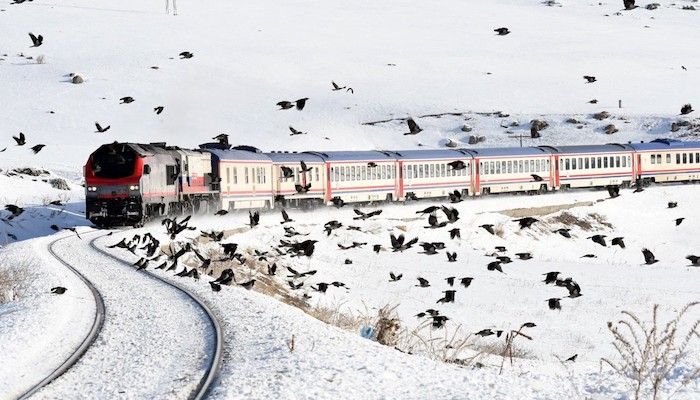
{"left": 71, "top": 75, "right": 84, "bottom": 84}
{"left": 646, "top": 3, "right": 660, "bottom": 10}
{"left": 461, "top": 124, "right": 473, "bottom": 132}
{"left": 593, "top": 111, "right": 610, "bottom": 121}
{"left": 671, "top": 122, "right": 680, "bottom": 132}
{"left": 50, "top": 178, "right": 70, "bottom": 190}
{"left": 604, "top": 124, "right": 618, "bottom": 134}
{"left": 478, "top": 136, "right": 486, "bottom": 143}
{"left": 468, "top": 135, "right": 479, "bottom": 145}
{"left": 566, "top": 118, "right": 581, "bottom": 124}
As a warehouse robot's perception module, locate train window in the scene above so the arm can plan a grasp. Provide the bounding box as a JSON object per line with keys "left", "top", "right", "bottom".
{"left": 564, "top": 159, "right": 569, "bottom": 171}
{"left": 689, "top": 153, "right": 694, "bottom": 164}
{"left": 676, "top": 154, "right": 681, "bottom": 164}
{"left": 442, "top": 164, "right": 446, "bottom": 177}
{"left": 615, "top": 156, "right": 620, "bottom": 168}
{"left": 315, "top": 167, "right": 320, "bottom": 181}
{"left": 244, "top": 167, "right": 249, "bottom": 184}
{"left": 493, "top": 161, "right": 499, "bottom": 174}
{"left": 683, "top": 153, "right": 687, "bottom": 164}
{"left": 505, "top": 161, "right": 511, "bottom": 174}
{"left": 350, "top": 166, "right": 355, "bottom": 181}
{"left": 523, "top": 160, "right": 529, "bottom": 173}
{"left": 408, "top": 165, "right": 413, "bottom": 179}
{"left": 359, "top": 166, "right": 364, "bottom": 181}
{"left": 603, "top": 157, "right": 608, "bottom": 168}
{"left": 697, "top": 153, "right": 700, "bottom": 163}
{"left": 622, "top": 157, "right": 627, "bottom": 168}
{"left": 423, "top": 164, "right": 428, "bottom": 178}
{"left": 595, "top": 157, "right": 600, "bottom": 168}
{"left": 426, "top": 164, "right": 431, "bottom": 178}
{"left": 233, "top": 167, "right": 238, "bottom": 184}
{"left": 226, "top": 167, "right": 231, "bottom": 188}
{"left": 578, "top": 158, "right": 583, "bottom": 169}
{"left": 390, "top": 166, "right": 394, "bottom": 179}
{"left": 516, "top": 161, "right": 521, "bottom": 173}
{"left": 333, "top": 167, "right": 338, "bottom": 182}
{"left": 571, "top": 158, "right": 577, "bottom": 170}
{"left": 345, "top": 166, "right": 350, "bottom": 181}
{"left": 666, "top": 154, "right": 671, "bottom": 163}
{"left": 263, "top": 167, "right": 266, "bottom": 184}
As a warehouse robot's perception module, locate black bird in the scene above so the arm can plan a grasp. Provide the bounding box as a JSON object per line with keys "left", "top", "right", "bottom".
{"left": 280, "top": 209, "right": 293, "bottom": 224}
{"left": 373, "top": 244, "right": 382, "bottom": 254}
{"left": 476, "top": 329, "right": 495, "bottom": 337}
{"left": 295, "top": 183, "right": 311, "bottom": 194}
{"left": 674, "top": 218, "right": 685, "bottom": 226}
{"left": 548, "top": 298, "right": 562, "bottom": 310}
{"left": 154, "top": 106, "right": 164, "bottom": 114}
{"left": 390, "top": 233, "right": 418, "bottom": 252}
{"left": 248, "top": 211, "right": 260, "bottom": 228}
{"left": 680, "top": 104, "right": 694, "bottom": 115}
{"left": 280, "top": 166, "right": 294, "bottom": 179}
{"left": 367, "top": 162, "right": 378, "bottom": 168}
{"left": 495, "top": 246, "right": 507, "bottom": 252}
{"left": 324, "top": 220, "right": 343, "bottom": 235}
{"left": 515, "top": 252, "right": 532, "bottom": 260}
{"left": 215, "top": 209, "right": 228, "bottom": 216}
{"left": 299, "top": 161, "right": 312, "bottom": 173}
{"left": 607, "top": 185, "right": 620, "bottom": 198}
{"left": 95, "top": 122, "right": 110, "bottom": 133}
{"left": 611, "top": 237, "right": 625, "bottom": 248}
{"left": 213, "top": 133, "right": 229, "bottom": 144}
{"left": 416, "top": 206, "right": 440, "bottom": 215}
{"left": 239, "top": 279, "right": 256, "bottom": 290}
{"left": 120, "top": 96, "right": 135, "bottom": 104}
{"left": 543, "top": 271, "right": 560, "bottom": 285}
{"left": 554, "top": 228, "right": 572, "bottom": 239}
{"left": 31, "top": 144, "right": 45, "bottom": 154}
{"left": 210, "top": 281, "right": 221, "bottom": 292}
{"left": 403, "top": 117, "right": 422, "bottom": 135}
{"left": 514, "top": 217, "right": 538, "bottom": 229}
{"left": 531, "top": 174, "right": 543, "bottom": 182}
{"left": 623, "top": 0, "right": 637, "bottom": 10}
{"left": 642, "top": 248, "right": 659, "bottom": 265}
{"left": 448, "top": 190, "right": 462, "bottom": 203}
{"left": 494, "top": 27, "right": 510, "bottom": 35}
{"left": 686, "top": 255, "right": 700, "bottom": 266}
{"left": 521, "top": 322, "right": 536, "bottom": 328}
{"left": 289, "top": 126, "right": 306, "bottom": 136}
{"left": 496, "top": 256, "right": 512, "bottom": 264}
{"left": 445, "top": 277, "right": 455, "bottom": 286}
{"left": 431, "top": 315, "right": 449, "bottom": 329}
{"left": 581, "top": 254, "right": 597, "bottom": 258}
{"left": 29, "top": 32, "right": 43, "bottom": 47}
{"left": 588, "top": 99, "right": 598, "bottom": 104}
{"left": 267, "top": 263, "right": 277, "bottom": 275}
{"left": 487, "top": 260, "right": 504, "bottom": 273}
{"left": 277, "top": 101, "right": 294, "bottom": 110}
{"left": 668, "top": 201, "right": 678, "bottom": 209}
{"left": 313, "top": 282, "right": 329, "bottom": 293}
{"left": 446, "top": 252, "right": 457, "bottom": 262}
{"left": 389, "top": 272, "right": 403, "bottom": 282}
{"left": 5, "top": 204, "right": 24, "bottom": 218}
{"left": 480, "top": 224, "right": 495, "bottom": 235}
{"left": 441, "top": 206, "right": 459, "bottom": 223}
{"left": 416, "top": 277, "right": 430, "bottom": 288}
{"left": 583, "top": 75, "right": 597, "bottom": 83}
{"left": 437, "top": 290, "right": 456, "bottom": 304}
{"left": 13, "top": 132, "right": 26, "bottom": 146}
{"left": 448, "top": 160, "right": 466, "bottom": 170}
{"left": 295, "top": 98, "right": 309, "bottom": 111}
{"left": 460, "top": 277, "right": 473, "bottom": 288}
{"left": 353, "top": 208, "right": 383, "bottom": 220}
{"left": 331, "top": 81, "right": 347, "bottom": 91}
{"left": 565, "top": 354, "right": 578, "bottom": 362}
{"left": 565, "top": 281, "right": 582, "bottom": 298}
{"left": 51, "top": 286, "right": 67, "bottom": 294}
{"left": 588, "top": 234, "right": 607, "bottom": 247}
{"left": 331, "top": 196, "right": 345, "bottom": 208}
{"left": 179, "top": 51, "right": 194, "bottom": 59}
{"left": 419, "top": 242, "right": 439, "bottom": 255}
{"left": 425, "top": 213, "right": 448, "bottom": 229}
{"left": 449, "top": 228, "right": 460, "bottom": 240}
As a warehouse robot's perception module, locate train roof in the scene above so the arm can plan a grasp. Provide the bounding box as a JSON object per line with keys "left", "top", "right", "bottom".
{"left": 538, "top": 143, "right": 633, "bottom": 154}
{"left": 265, "top": 151, "right": 326, "bottom": 163}
{"left": 625, "top": 139, "right": 700, "bottom": 151}
{"left": 464, "top": 146, "right": 552, "bottom": 157}
{"left": 391, "top": 149, "right": 473, "bottom": 160}
{"left": 303, "top": 150, "right": 399, "bottom": 162}
{"left": 201, "top": 147, "right": 272, "bottom": 162}
{"left": 103, "top": 142, "right": 176, "bottom": 157}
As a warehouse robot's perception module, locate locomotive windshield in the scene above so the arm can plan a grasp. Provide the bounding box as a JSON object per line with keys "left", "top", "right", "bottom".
{"left": 91, "top": 144, "right": 137, "bottom": 178}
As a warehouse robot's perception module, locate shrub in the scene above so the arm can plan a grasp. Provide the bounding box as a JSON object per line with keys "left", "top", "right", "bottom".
{"left": 601, "top": 302, "right": 700, "bottom": 400}
{"left": 0, "top": 257, "right": 35, "bottom": 304}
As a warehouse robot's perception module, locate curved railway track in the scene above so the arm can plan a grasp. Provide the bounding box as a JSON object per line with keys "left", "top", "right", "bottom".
{"left": 20, "top": 230, "right": 222, "bottom": 400}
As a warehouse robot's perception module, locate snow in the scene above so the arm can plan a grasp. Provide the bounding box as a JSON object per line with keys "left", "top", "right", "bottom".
{"left": 1, "top": 0, "right": 699, "bottom": 399}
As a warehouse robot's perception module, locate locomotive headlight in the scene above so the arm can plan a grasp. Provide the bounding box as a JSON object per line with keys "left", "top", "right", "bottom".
{"left": 129, "top": 185, "right": 139, "bottom": 191}
{"left": 87, "top": 186, "right": 97, "bottom": 192}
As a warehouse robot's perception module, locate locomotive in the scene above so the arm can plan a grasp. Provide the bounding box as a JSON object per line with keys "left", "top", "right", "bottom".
{"left": 84, "top": 139, "right": 700, "bottom": 226}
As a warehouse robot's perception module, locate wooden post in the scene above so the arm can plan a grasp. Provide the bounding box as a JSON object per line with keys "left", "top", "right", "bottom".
{"left": 618, "top": 99, "right": 622, "bottom": 108}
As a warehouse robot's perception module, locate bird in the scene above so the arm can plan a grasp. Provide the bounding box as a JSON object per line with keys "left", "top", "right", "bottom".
{"left": 389, "top": 272, "right": 403, "bottom": 282}
{"left": 30, "top": 144, "right": 45, "bottom": 154}
{"left": 475, "top": 329, "right": 496, "bottom": 337}
{"left": 239, "top": 279, "right": 256, "bottom": 290}
{"left": 448, "top": 160, "right": 466, "bottom": 170}
{"left": 531, "top": 174, "right": 543, "bottom": 182}
{"left": 154, "top": 106, "right": 164, "bottom": 114}
{"left": 521, "top": 322, "right": 537, "bottom": 328}
{"left": 682, "top": 65, "right": 687, "bottom": 71}
{"left": 295, "top": 183, "right": 311, "bottom": 194}
{"left": 445, "top": 277, "right": 455, "bottom": 286}
{"left": 13, "top": 132, "right": 26, "bottom": 146}
{"left": 611, "top": 237, "right": 625, "bottom": 249}
{"left": 425, "top": 213, "right": 448, "bottom": 229}
{"left": 514, "top": 217, "right": 538, "bottom": 229}
{"left": 642, "top": 248, "right": 659, "bottom": 265}
{"left": 403, "top": 117, "right": 423, "bottom": 135}
{"left": 588, "top": 234, "right": 607, "bottom": 247}
{"left": 50, "top": 286, "right": 67, "bottom": 294}
{"left": 295, "top": 98, "right": 309, "bottom": 111}
{"left": 331, "top": 81, "right": 348, "bottom": 91}
{"left": 248, "top": 211, "right": 260, "bottom": 227}
{"left": 280, "top": 209, "right": 293, "bottom": 224}
{"left": 460, "top": 277, "right": 473, "bottom": 288}
{"left": 685, "top": 255, "right": 700, "bottom": 266}
{"left": 494, "top": 27, "right": 510, "bottom": 35}
{"left": 515, "top": 252, "right": 532, "bottom": 260}
{"left": 565, "top": 279, "right": 582, "bottom": 298}
{"left": 547, "top": 298, "right": 562, "bottom": 310}
{"left": 679, "top": 104, "right": 695, "bottom": 115}
{"left": 581, "top": 254, "right": 597, "bottom": 258}
{"left": 588, "top": 99, "right": 598, "bottom": 104}
{"left": 623, "top": 0, "right": 637, "bottom": 10}
{"left": 289, "top": 126, "right": 306, "bottom": 136}
{"left": 390, "top": 233, "right": 418, "bottom": 252}
{"left": 449, "top": 228, "right": 460, "bottom": 240}
{"left": 212, "top": 133, "right": 229, "bottom": 144}
{"left": 565, "top": 354, "right": 578, "bottom": 362}
{"left": 29, "top": 32, "right": 43, "bottom": 47}
{"left": 487, "top": 260, "right": 504, "bottom": 273}
{"left": 583, "top": 75, "right": 597, "bottom": 83}
{"left": 323, "top": 220, "right": 343, "bottom": 235}
{"left": 353, "top": 208, "right": 383, "bottom": 220}
{"left": 210, "top": 281, "right": 221, "bottom": 292}
{"left": 607, "top": 185, "right": 620, "bottom": 198}
{"left": 215, "top": 209, "right": 228, "bottom": 216}
{"left": 446, "top": 252, "right": 457, "bottom": 262}
{"left": 480, "top": 224, "right": 495, "bottom": 235}
{"left": 441, "top": 206, "right": 459, "bottom": 223}
{"left": 674, "top": 217, "right": 685, "bottom": 226}
{"left": 668, "top": 201, "right": 678, "bottom": 209}
{"left": 179, "top": 51, "right": 194, "bottom": 59}
{"left": 0, "top": 148, "right": 5, "bottom": 152}
{"left": 119, "top": 96, "right": 135, "bottom": 104}
{"left": 554, "top": 228, "right": 572, "bottom": 239}
{"left": 415, "top": 277, "right": 430, "bottom": 288}
{"left": 437, "top": 290, "right": 456, "bottom": 304}
{"left": 431, "top": 315, "right": 449, "bottom": 329}
{"left": 277, "top": 101, "right": 294, "bottom": 110}
{"left": 416, "top": 206, "right": 440, "bottom": 215}
{"left": 449, "top": 190, "right": 462, "bottom": 203}
{"left": 373, "top": 244, "right": 382, "bottom": 253}
{"left": 543, "top": 271, "right": 560, "bottom": 284}
{"left": 367, "top": 162, "right": 378, "bottom": 168}
{"left": 94, "top": 122, "right": 110, "bottom": 133}
{"left": 331, "top": 196, "right": 345, "bottom": 208}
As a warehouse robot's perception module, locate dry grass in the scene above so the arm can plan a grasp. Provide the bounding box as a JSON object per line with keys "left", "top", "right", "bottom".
{"left": 601, "top": 302, "right": 700, "bottom": 400}
{"left": 548, "top": 211, "right": 613, "bottom": 231}
{"left": 0, "top": 256, "right": 35, "bottom": 304}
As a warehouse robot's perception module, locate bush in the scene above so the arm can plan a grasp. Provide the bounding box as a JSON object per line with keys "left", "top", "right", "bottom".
{"left": 601, "top": 303, "right": 700, "bottom": 400}
{"left": 0, "top": 257, "right": 35, "bottom": 304}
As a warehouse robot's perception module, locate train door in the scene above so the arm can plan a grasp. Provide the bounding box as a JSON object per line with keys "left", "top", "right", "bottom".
{"left": 473, "top": 158, "right": 480, "bottom": 194}
{"left": 326, "top": 163, "right": 332, "bottom": 202}
{"left": 553, "top": 155, "right": 560, "bottom": 188}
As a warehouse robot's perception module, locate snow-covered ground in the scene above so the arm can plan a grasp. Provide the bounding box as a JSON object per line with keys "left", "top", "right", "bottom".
{"left": 1, "top": 0, "right": 699, "bottom": 399}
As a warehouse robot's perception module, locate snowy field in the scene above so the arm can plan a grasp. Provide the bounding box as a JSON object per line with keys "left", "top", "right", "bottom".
{"left": 1, "top": 0, "right": 699, "bottom": 399}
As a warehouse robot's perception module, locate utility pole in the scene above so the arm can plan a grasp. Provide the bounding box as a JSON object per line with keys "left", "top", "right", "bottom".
{"left": 166, "top": 0, "right": 178, "bottom": 15}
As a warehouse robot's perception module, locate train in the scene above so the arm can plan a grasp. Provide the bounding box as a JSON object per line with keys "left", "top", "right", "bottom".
{"left": 84, "top": 138, "right": 700, "bottom": 226}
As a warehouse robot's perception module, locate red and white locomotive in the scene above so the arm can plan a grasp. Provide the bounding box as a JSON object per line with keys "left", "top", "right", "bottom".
{"left": 84, "top": 138, "right": 700, "bottom": 226}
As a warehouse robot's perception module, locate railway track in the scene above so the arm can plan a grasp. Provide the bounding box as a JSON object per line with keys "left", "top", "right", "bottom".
{"left": 21, "top": 230, "right": 222, "bottom": 399}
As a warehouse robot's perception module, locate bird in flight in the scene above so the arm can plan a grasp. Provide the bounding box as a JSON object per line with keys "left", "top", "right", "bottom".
{"left": 154, "top": 106, "right": 164, "bottom": 114}
{"left": 31, "top": 144, "right": 46, "bottom": 154}
{"left": 13, "top": 132, "right": 26, "bottom": 146}
{"left": 120, "top": 96, "right": 135, "bottom": 104}
{"left": 494, "top": 27, "right": 510, "bottom": 36}
{"left": 95, "top": 122, "right": 110, "bottom": 133}
{"left": 179, "top": 51, "right": 194, "bottom": 59}
{"left": 583, "top": 75, "right": 597, "bottom": 83}
{"left": 403, "top": 117, "right": 423, "bottom": 135}
{"left": 29, "top": 32, "right": 43, "bottom": 47}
